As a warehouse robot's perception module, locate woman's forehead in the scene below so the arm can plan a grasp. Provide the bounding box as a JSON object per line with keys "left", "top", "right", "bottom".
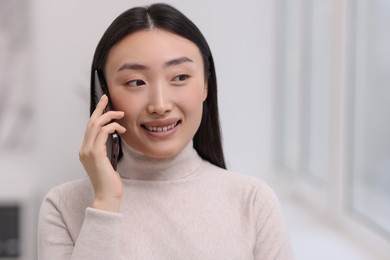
{"left": 106, "top": 29, "right": 204, "bottom": 71}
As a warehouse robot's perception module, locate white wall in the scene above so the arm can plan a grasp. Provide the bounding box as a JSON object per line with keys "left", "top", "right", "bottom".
{"left": 0, "top": 0, "right": 274, "bottom": 205}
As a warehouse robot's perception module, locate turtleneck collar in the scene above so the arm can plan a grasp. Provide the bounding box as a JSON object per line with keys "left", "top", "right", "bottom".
{"left": 116, "top": 140, "right": 204, "bottom": 181}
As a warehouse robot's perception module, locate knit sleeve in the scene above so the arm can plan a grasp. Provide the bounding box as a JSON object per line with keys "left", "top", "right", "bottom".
{"left": 253, "top": 182, "right": 294, "bottom": 260}
{"left": 37, "top": 188, "right": 123, "bottom": 260}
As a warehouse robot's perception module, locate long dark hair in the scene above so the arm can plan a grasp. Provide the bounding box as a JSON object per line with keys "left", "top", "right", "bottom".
{"left": 90, "top": 3, "right": 226, "bottom": 169}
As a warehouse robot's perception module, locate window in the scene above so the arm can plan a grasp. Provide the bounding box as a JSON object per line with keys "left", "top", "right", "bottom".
{"left": 273, "top": 0, "right": 390, "bottom": 255}
{"left": 348, "top": 0, "right": 390, "bottom": 237}
{"left": 301, "top": 0, "right": 332, "bottom": 182}
{"left": 274, "top": 0, "right": 333, "bottom": 183}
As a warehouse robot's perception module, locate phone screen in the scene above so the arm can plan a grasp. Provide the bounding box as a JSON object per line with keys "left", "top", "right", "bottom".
{"left": 93, "top": 70, "right": 120, "bottom": 170}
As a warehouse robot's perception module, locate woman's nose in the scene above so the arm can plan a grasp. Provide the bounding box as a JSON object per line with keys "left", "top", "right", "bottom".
{"left": 147, "top": 83, "right": 173, "bottom": 115}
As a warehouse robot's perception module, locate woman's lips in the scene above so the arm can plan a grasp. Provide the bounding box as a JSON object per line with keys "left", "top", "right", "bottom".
{"left": 141, "top": 120, "right": 181, "bottom": 133}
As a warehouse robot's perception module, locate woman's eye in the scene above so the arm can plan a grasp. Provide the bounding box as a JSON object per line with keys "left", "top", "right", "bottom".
{"left": 172, "top": 74, "right": 189, "bottom": 82}
{"left": 126, "top": 79, "right": 145, "bottom": 87}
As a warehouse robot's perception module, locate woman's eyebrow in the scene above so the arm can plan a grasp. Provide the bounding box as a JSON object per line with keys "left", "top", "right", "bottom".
{"left": 164, "top": 56, "right": 193, "bottom": 68}
{"left": 117, "top": 56, "right": 193, "bottom": 72}
{"left": 118, "top": 63, "right": 148, "bottom": 72}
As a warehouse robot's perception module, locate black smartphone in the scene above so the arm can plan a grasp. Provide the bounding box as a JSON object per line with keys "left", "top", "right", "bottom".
{"left": 93, "top": 70, "right": 120, "bottom": 170}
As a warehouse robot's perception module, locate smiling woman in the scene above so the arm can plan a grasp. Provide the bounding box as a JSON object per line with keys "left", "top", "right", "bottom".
{"left": 105, "top": 30, "right": 207, "bottom": 158}
{"left": 37, "top": 3, "right": 294, "bottom": 259}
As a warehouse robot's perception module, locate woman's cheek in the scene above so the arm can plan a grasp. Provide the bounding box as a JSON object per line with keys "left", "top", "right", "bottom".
{"left": 118, "top": 107, "right": 137, "bottom": 128}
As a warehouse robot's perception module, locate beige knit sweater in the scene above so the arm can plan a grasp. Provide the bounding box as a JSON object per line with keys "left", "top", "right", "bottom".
{"left": 38, "top": 141, "right": 294, "bottom": 259}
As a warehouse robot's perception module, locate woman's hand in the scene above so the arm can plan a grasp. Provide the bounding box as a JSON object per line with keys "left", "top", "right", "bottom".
{"left": 79, "top": 95, "right": 126, "bottom": 213}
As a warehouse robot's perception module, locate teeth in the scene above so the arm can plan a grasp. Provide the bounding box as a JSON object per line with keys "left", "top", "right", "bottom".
{"left": 145, "top": 122, "right": 177, "bottom": 132}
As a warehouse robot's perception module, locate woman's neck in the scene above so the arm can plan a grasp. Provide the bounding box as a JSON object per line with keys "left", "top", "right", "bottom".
{"left": 116, "top": 140, "right": 203, "bottom": 181}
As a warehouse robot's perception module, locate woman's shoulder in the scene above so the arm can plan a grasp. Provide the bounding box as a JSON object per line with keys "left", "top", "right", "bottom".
{"left": 202, "top": 162, "right": 277, "bottom": 199}
{"left": 42, "top": 177, "right": 93, "bottom": 207}
{"left": 47, "top": 177, "right": 91, "bottom": 194}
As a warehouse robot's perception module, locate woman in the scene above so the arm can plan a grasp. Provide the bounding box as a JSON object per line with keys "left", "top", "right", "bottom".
{"left": 38, "top": 3, "right": 294, "bottom": 259}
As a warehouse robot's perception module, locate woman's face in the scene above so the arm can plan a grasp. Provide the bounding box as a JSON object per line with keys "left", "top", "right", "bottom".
{"left": 105, "top": 29, "right": 207, "bottom": 158}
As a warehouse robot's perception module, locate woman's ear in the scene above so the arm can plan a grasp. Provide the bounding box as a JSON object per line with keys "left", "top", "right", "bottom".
{"left": 202, "top": 82, "right": 208, "bottom": 102}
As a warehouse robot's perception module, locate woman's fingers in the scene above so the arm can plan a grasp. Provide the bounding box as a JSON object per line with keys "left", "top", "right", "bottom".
{"left": 94, "top": 122, "right": 126, "bottom": 156}
{"left": 82, "top": 95, "right": 108, "bottom": 147}
{"left": 82, "top": 95, "right": 125, "bottom": 149}
{"left": 90, "top": 94, "right": 109, "bottom": 120}
{"left": 79, "top": 93, "right": 126, "bottom": 170}
{"left": 83, "top": 111, "right": 124, "bottom": 146}
{"left": 80, "top": 121, "right": 126, "bottom": 160}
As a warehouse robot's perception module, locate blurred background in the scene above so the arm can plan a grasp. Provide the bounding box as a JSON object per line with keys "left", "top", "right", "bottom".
{"left": 0, "top": 0, "right": 389, "bottom": 259}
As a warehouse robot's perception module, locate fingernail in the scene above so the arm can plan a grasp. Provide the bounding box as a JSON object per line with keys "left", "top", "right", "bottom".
{"left": 100, "top": 94, "right": 106, "bottom": 101}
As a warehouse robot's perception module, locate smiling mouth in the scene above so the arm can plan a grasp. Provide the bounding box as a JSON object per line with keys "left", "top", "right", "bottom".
{"left": 141, "top": 120, "right": 181, "bottom": 133}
